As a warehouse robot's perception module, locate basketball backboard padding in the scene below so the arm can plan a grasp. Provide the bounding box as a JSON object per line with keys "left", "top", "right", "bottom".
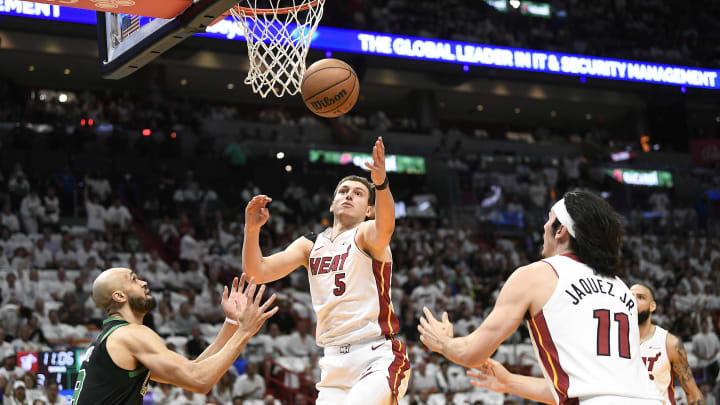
{"left": 97, "top": 0, "right": 238, "bottom": 79}
{"left": 31, "top": 0, "right": 192, "bottom": 19}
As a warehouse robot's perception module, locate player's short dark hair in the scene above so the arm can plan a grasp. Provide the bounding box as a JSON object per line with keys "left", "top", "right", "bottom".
{"left": 551, "top": 191, "right": 624, "bottom": 278}
{"left": 333, "top": 175, "right": 375, "bottom": 205}
{"left": 634, "top": 283, "right": 656, "bottom": 300}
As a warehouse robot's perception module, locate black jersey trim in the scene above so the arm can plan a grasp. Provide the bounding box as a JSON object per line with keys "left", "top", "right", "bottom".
{"left": 303, "top": 232, "right": 317, "bottom": 242}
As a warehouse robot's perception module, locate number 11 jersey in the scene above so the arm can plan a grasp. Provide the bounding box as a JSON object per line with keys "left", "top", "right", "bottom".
{"left": 528, "top": 254, "right": 662, "bottom": 404}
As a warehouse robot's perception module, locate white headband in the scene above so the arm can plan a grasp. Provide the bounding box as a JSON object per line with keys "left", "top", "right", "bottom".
{"left": 552, "top": 198, "right": 576, "bottom": 238}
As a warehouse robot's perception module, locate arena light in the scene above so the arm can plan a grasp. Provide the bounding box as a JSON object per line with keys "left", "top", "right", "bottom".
{"left": 641, "top": 135, "right": 651, "bottom": 152}
{"left": 80, "top": 118, "right": 86, "bottom": 127}
{"left": 88, "top": 118, "right": 93, "bottom": 126}
{"left": 610, "top": 151, "right": 636, "bottom": 162}
{"left": 58, "top": 93, "right": 67, "bottom": 103}
{"left": 519, "top": 1, "right": 551, "bottom": 18}
{"left": 142, "top": 128, "right": 151, "bottom": 136}
{"left": 171, "top": 132, "right": 177, "bottom": 138}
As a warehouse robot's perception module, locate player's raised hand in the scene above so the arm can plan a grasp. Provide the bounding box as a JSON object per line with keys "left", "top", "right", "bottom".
{"left": 466, "top": 359, "right": 513, "bottom": 393}
{"left": 440, "top": 311, "right": 454, "bottom": 338}
{"left": 235, "top": 276, "right": 278, "bottom": 336}
{"left": 364, "top": 137, "right": 387, "bottom": 186}
{"left": 245, "top": 195, "right": 272, "bottom": 232}
{"left": 418, "top": 307, "right": 453, "bottom": 354}
{"left": 222, "top": 274, "right": 246, "bottom": 321}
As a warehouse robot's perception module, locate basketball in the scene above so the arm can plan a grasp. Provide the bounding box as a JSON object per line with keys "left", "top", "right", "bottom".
{"left": 301, "top": 58, "right": 360, "bottom": 118}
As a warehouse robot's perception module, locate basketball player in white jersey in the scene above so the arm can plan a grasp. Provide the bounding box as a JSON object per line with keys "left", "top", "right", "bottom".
{"left": 631, "top": 283, "right": 705, "bottom": 405}
{"left": 419, "top": 191, "right": 663, "bottom": 404}
{"left": 242, "top": 137, "right": 410, "bottom": 405}
{"left": 452, "top": 283, "right": 707, "bottom": 405}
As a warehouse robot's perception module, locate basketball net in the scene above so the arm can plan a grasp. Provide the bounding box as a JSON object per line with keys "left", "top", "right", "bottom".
{"left": 228, "top": 0, "right": 325, "bottom": 98}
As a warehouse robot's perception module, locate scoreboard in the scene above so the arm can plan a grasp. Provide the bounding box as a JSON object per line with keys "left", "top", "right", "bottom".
{"left": 16, "top": 349, "right": 87, "bottom": 391}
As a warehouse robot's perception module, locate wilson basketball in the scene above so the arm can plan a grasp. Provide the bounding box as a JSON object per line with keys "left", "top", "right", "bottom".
{"left": 301, "top": 58, "right": 360, "bottom": 118}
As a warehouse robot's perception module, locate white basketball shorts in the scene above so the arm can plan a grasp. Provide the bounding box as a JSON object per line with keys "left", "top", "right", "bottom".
{"left": 316, "top": 337, "right": 411, "bottom": 405}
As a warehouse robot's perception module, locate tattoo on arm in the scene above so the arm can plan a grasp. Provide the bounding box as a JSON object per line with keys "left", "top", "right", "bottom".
{"left": 672, "top": 342, "right": 694, "bottom": 384}
{"left": 672, "top": 341, "right": 706, "bottom": 405}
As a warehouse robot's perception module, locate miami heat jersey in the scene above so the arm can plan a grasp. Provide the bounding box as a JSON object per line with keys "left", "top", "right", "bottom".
{"left": 307, "top": 226, "right": 399, "bottom": 347}
{"left": 641, "top": 326, "right": 674, "bottom": 405}
{"left": 528, "top": 255, "right": 663, "bottom": 404}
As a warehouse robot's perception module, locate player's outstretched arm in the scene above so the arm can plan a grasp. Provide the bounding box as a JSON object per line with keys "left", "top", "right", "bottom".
{"left": 115, "top": 278, "right": 278, "bottom": 394}
{"left": 359, "top": 137, "right": 395, "bottom": 255}
{"left": 243, "top": 195, "right": 312, "bottom": 283}
{"left": 467, "top": 359, "right": 555, "bottom": 405}
{"left": 668, "top": 333, "right": 705, "bottom": 405}
{"left": 419, "top": 262, "right": 546, "bottom": 368}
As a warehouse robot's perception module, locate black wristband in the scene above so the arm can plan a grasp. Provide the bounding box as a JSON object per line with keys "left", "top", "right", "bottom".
{"left": 374, "top": 177, "right": 389, "bottom": 190}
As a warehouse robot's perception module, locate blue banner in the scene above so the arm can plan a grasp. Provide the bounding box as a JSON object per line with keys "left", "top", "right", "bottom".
{"left": 2, "top": 0, "right": 718, "bottom": 89}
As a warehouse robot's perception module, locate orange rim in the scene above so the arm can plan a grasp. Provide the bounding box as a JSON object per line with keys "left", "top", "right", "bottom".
{"left": 233, "top": 0, "right": 322, "bottom": 16}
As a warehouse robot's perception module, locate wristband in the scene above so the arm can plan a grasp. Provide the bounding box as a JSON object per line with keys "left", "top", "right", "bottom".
{"left": 374, "top": 177, "right": 389, "bottom": 190}
{"left": 225, "top": 317, "right": 238, "bottom": 325}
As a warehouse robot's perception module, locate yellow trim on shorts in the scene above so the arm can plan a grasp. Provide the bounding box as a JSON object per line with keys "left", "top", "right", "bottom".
{"left": 392, "top": 340, "right": 406, "bottom": 392}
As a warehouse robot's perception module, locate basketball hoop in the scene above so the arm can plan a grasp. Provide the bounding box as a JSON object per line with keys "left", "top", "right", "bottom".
{"left": 227, "top": 0, "right": 326, "bottom": 98}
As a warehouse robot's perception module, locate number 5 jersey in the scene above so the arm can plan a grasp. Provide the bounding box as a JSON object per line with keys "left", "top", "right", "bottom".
{"left": 306, "top": 226, "right": 400, "bottom": 347}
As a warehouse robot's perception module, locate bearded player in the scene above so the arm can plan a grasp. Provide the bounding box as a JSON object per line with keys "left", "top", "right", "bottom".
{"left": 72, "top": 270, "right": 277, "bottom": 405}
{"left": 631, "top": 283, "right": 705, "bottom": 405}
{"left": 242, "top": 137, "right": 410, "bottom": 405}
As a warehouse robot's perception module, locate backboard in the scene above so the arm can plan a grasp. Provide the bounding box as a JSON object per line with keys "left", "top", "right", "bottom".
{"left": 97, "top": 0, "right": 238, "bottom": 79}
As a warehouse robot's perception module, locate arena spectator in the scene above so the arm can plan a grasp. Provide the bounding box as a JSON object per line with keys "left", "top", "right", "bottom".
{"left": 232, "top": 362, "right": 265, "bottom": 402}
{"left": 53, "top": 242, "right": 77, "bottom": 270}
{"left": 0, "top": 206, "right": 20, "bottom": 233}
{"left": 19, "top": 191, "right": 43, "bottom": 234}
{"left": 692, "top": 318, "right": 720, "bottom": 383}
{"left": 31, "top": 240, "right": 53, "bottom": 270}
{"left": 39, "top": 381, "right": 67, "bottom": 405}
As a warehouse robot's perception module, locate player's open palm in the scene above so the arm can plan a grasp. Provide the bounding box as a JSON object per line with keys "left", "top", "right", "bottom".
{"left": 466, "top": 359, "right": 513, "bottom": 393}
{"left": 418, "top": 307, "right": 453, "bottom": 354}
{"left": 364, "top": 137, "right": 387, "bottom": 186}
{"left": 222, "top": 274, "right": 247, "bottom": 321}
{"left": 245, "top": 195, "right": 272, "bottom": 232}
{"left": 235, "top": 278, "right": 278, "bottom": 336}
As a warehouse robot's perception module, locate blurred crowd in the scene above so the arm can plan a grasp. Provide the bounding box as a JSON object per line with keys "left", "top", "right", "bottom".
{"left": 325, "top": 0, "right": 720, "bottom": 68}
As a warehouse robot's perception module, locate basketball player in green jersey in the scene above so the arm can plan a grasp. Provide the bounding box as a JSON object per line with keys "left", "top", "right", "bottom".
{"left": 71, "top": 269, "right": 277, "bottom": 405}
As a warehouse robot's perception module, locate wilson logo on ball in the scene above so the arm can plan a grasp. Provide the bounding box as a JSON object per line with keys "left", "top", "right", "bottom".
{"left": 310, "top": 89, "right": 348, "bottom": 111}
